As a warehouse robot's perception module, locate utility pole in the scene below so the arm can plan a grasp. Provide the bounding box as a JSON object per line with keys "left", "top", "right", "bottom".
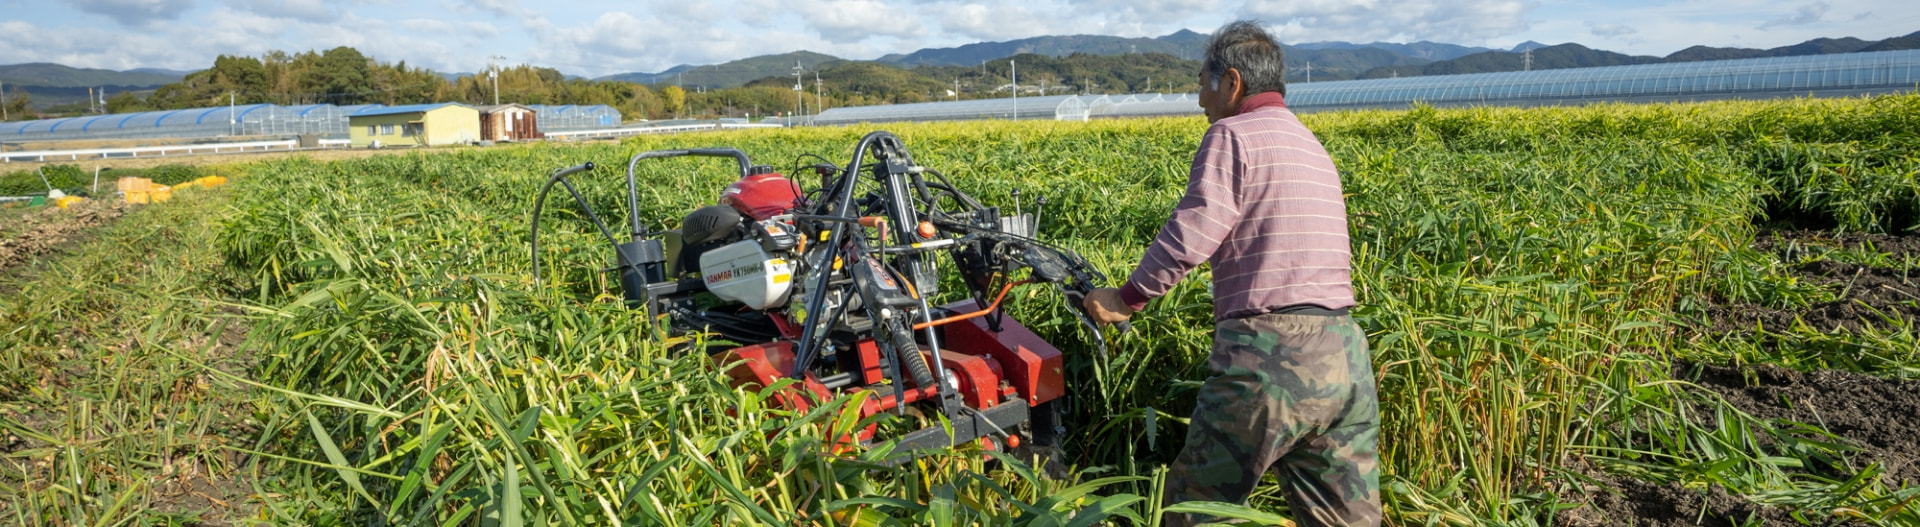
{"left": 2, "top": 80, "right": 8, "bottom": 121}
{"left": 1523, "top": 48, "right": 1532, "bottom": 71}
{"left": 1010, "top": 58, "right": 1017, "bottom": 121}
{"left": 814, "top": 70, "right": 823, "bottom": 115}
{"left": 489, "top": 55, "right": 505, "bottom": 106}
{"left": 953, "top": 79, "right": 960, "bottom": 101}
{"left": 229, "top": 91, "right": 236, "bottom": 136}
{"left": 791, "top": 61, "right": 805, "bottom": 125}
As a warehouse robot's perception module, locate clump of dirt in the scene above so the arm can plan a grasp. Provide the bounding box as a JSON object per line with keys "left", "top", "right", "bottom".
{"left": 1705, "top": 229, "right": 1920, "bottom": 333}
{"left": 1556, "top": 462, "right": 1799, "bottom": 527}
{"left": 1676, "top": 362, "right": 1920, "bottom": 486}
{"left": 0, "top": 200, "right": 126, "bottom": 273}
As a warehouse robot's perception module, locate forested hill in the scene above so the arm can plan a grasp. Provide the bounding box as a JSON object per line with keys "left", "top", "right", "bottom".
{"left": 1359, "top": 30, "right": 1920, "bottom": 78}
{"left": 598, "top": 51, "right": 843, "bottom": 90}
{"left": 0, "top": 63, "right": 183, "bottom": 88}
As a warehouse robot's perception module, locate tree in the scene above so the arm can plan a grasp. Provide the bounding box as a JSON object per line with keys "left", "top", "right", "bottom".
{"left": 210, "top": 55, "right": 270, "bottom": 103}
{"left": 105, "top": 92, "right": 147, "bottom": 114}
{"left": 2, "top": 88, "right": 29, "bottom": 121}
{"left": 302, "top": 47, "right": 375, "bottom": 104}
{"left": 662, "top": 85, "right": 686, "bottom": 117}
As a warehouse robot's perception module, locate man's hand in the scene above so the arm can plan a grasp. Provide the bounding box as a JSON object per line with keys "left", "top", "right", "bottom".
{"left": 1082, "top": 287, "right": 1135, "bottom": 326}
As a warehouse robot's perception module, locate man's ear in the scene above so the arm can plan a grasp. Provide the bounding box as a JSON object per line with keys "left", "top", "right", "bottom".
{"left": 1223, "top": 68, "right": 1246, "bottom": 102}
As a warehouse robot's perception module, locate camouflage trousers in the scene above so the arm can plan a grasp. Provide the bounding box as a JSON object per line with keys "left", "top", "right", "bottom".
{"left": 1163, "top": 313, "right": 1380, "bottom": 527}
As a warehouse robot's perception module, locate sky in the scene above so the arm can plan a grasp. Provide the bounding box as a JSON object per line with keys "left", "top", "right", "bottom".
{"left": 2, "top": 0, "right": 1917, "bottom": 79}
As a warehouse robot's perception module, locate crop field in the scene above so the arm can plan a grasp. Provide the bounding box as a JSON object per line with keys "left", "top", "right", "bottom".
{"left": 3, "top": 94, "right": 1919, "bottom": 526}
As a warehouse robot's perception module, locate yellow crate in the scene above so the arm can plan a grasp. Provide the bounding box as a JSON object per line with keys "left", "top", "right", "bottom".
{"left": 117, "top": 177, "right": 153, "bottom": 193}
{"left": 54, "top": 196, "right": 85, "bottom": 209}
{"left": 151, "top": 186, "right": 172, "bottom": 203}
{"left": 125, "top": 191, "right": 150, "bottom": 204}
{"left": 196, "top": 176, "right": 227, "bottom": 188}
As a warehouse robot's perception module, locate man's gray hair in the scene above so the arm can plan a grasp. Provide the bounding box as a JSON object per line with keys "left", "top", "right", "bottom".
{"left": 1203, "top": 20, "right": 1287, "bottom": 97}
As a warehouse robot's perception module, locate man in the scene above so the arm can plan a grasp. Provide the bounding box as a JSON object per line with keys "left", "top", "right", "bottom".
{"left": 1081, "top": 20, "right": 1380, "bottom": 527}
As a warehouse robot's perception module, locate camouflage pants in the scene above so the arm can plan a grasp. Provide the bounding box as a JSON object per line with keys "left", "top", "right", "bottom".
{"left": 1163, "top": 313, "right": 1380, "bottom": 527}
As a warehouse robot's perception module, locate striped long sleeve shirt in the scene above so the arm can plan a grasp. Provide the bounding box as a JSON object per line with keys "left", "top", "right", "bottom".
{"left": 1119, "top": 93, "right": 1356, "bottom": 321}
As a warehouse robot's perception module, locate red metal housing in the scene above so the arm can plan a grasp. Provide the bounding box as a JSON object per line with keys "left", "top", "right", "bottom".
{"left": 712, "top": 302, "right": 1063, "bottom": 444}
{"left": 722, "top": 172, "right": 803, "bottom": 220}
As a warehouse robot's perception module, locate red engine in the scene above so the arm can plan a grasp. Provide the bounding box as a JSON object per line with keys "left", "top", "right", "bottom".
{"left": 722, "top": 169, "right": 803, "bottom": 220}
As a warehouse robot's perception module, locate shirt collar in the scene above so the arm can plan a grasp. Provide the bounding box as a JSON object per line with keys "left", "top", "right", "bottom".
{"left": 1236, "top": 91, "right": 1286, "bottom": 115}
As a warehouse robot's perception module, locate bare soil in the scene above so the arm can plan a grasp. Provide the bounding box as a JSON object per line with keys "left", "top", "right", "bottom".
{"left": 1557, "top": 463, "right": 1801, "bottom": 527}
{"left": 1557, "top": 228, "right": 1920, "bottom": 526}
{"left": 1706, "top": 230, "right": 1920, "bottom": 333}
{"left": 1556, "top": 360, "right": 1919, "bottom": 527}
{"left": 0, "top": 200, "right": 125, "bottom": 274}
{"left": 1676, "top": 361, "right": 1920, "bottom": 487}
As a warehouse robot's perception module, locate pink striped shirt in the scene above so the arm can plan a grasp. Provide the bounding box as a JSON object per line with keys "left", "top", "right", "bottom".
{"left": 1120, "top": 93, "right": 1356, "bottom": 321}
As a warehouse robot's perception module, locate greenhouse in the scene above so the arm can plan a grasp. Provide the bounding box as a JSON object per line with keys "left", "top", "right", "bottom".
{"left": 1286, "top": 48, "right": 1920, "bottom": 110}
{"left": 812, "top": 95, "right": 1082, "bottom": 126}
{"left": 0, "top": 103, "right": 624, "bottom": 144}
{"left": 0, "top": 104, "right": 309, "bottom": 142}
{"left": 265, "top": 104, "right": 387, "bottom": 137}
{"left": 815, "top": 49, "right": 1920, "bottom": 124}
{"left": 529, "top": 105, "right": 623, "bottom": 132}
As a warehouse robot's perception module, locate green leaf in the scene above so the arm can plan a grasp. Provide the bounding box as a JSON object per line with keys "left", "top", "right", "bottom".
{"left": 1161, "top": 501, "right": 1292, "bottom": 525}
{"left": 304, "top": 408, "right": 379, "bottom": 509}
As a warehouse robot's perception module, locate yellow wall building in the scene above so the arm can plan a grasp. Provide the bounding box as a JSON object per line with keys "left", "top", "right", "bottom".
{"left": 347, "top": 103, "right": 480, "bottom": 148}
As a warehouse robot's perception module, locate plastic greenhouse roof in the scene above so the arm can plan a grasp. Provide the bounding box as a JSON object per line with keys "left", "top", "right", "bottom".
{"left": 289, "top": 103, "right": 385, "bottom": 116}
{"left": 1286, "top": 48, "right": 1920, "bottom": 109}
{"left": 809, "top": 50, "right": 1918, "bottom": 124}
{"left": 4, "top": 104, "right": 285, "bottom": 135}
{"left": 1088, "top": 94, "right": 1201, "bottom": 118}
{"left": 815, "top": 95, "right": 1080, "bottom": 125}
{"left": 528, "top": 104, "right": 619, "bottom": 115}
{"left": 351, "top": 103, "right": 469, "bottom": 117}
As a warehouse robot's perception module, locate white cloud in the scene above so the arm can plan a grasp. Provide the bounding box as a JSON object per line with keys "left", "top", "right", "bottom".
{"left": 794, "top": 0, "right": 925, "bottom": 43}
{"left": 933, "top": 3, "right": 1051, "bottom": 41}
{"left": 61, "top": 0, "right": 197, "bottom": 27}
{"left": 225, "top": 0, "right": 337, "bottom": 23}
{"left": 1060, "top": 0, "right": 1218, "bottom": 36}
{"left": 465, "top": 0, "right": 525, "bottom": 18}
{"left": 1589, "top": 23, "right": 1636, "bottom": 38}
{"left": 0, "top": 20, "right": 194, "bottom": 71}
{"left": 1759, "top": 2, "right": 1828, "bottom": 29}
{"left": 1240, "top": 0, "right": 1535, "bottom": 44}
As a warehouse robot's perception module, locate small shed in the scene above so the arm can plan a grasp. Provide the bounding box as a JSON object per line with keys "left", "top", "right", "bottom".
{"left": 347, "top": 103, "right": 480, "bottom": 147}
{"left": 478, "top": 104, "right": 541, "bottom": 141}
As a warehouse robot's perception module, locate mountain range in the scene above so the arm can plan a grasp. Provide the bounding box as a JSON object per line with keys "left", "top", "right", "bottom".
{"left": 585, "top": 29, "right": 1917, "bottom": 90}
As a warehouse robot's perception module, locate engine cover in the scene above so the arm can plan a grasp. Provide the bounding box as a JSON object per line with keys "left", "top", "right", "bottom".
{"left": 722, "top": 172, "right": 803, "bottom": 220}
{"left": 699, "top": 239, "right": 794, "bottom": 310}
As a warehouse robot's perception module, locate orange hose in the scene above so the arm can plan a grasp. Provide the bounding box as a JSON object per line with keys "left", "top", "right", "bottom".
{"left": 913, "top": 279, "right": 1034, "bottom": 330}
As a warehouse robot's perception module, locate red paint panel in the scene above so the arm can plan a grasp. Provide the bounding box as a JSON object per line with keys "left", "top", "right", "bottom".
{"left": 938, "top": 300, "right": 1065, "bottom": 406}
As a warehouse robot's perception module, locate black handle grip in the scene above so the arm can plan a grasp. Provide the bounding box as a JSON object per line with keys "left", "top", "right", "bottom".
{"left": 551, "top": 162, "right": 595, "bottom": 179}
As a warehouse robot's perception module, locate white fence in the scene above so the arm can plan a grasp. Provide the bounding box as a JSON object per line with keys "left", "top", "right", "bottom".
{"left": 2, "top": 139, "right": 352, "bottom": 163}
{"left": 545, "top": 122, "right": 782, "bottom": 141}
{"left": 2, "top": 122, "right": 784, "bottom": 163}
